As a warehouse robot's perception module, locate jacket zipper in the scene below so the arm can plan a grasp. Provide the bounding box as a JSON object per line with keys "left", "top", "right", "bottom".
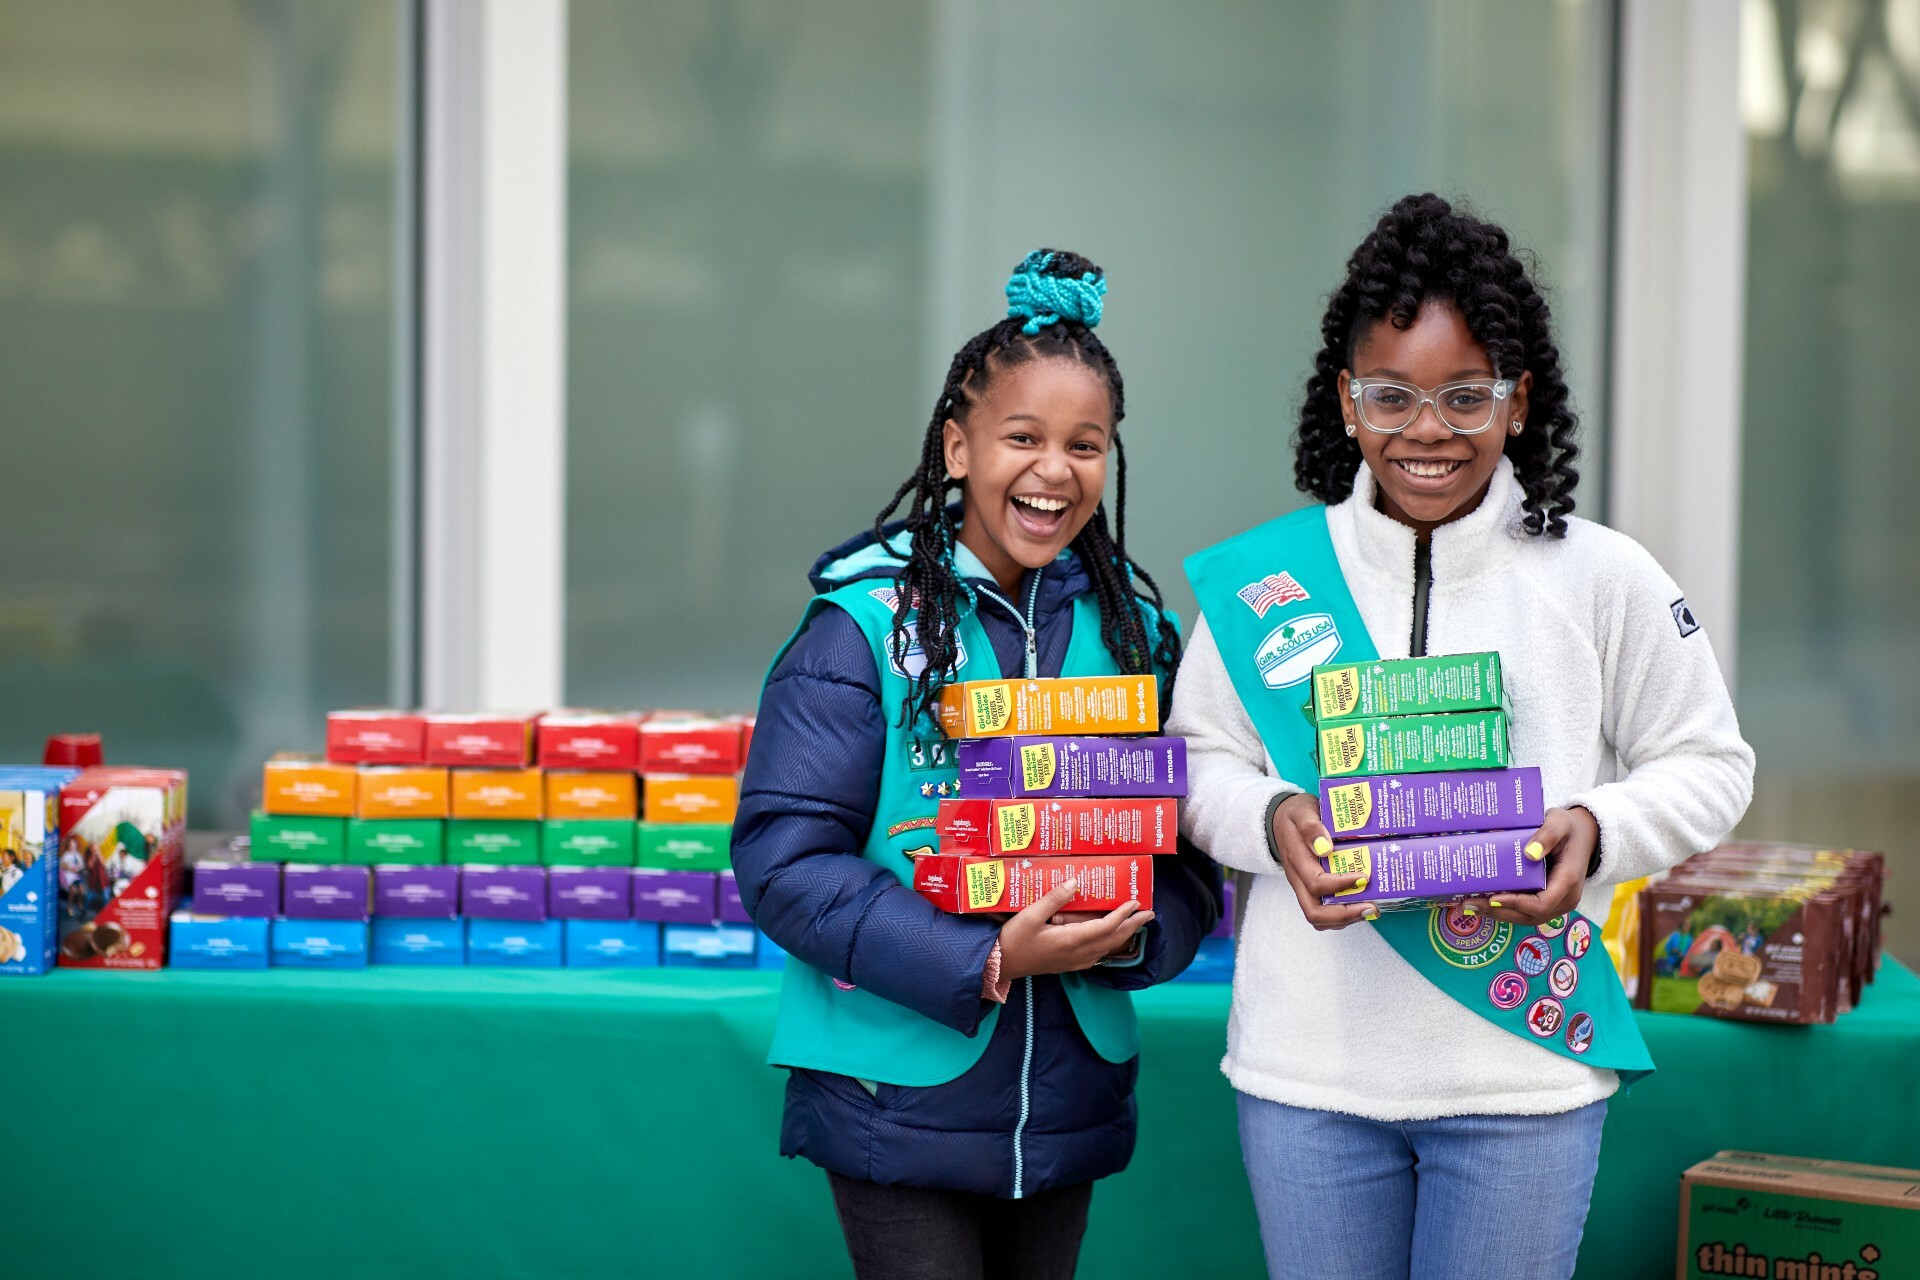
{"left": 1410, "top": 535, "right": 1432, "bottom": 658}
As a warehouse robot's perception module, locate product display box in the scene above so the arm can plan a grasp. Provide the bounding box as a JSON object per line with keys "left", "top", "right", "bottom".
{"left": 1314, "top": 709, "right": 1512, "bottom": 778}
{"left": 956, "top": 736, "right": 1187, "bottom": 800}
{"left": 718, "top": 871, "right": 750, "bottom": 924}
{"left": 450, "top": 768, "right": 544, "bottom": 820}
{"left": 936, "top": 798, "right": 1179, "bottom": 856}
{"left": 347, "top": 818, "right": 446, "bottom": 866}
{"left": 662, "top": 922, "right": 756, "bottom": 968}
{"left": 371, "top": 916, "right": 466, "bottom": 965}
{"left": 541, "top": 819, "right": 636, "bottom": 867}
{"left": 565, "top": 919, "right": 661, "bottom": 968}
{"left": 639, "top": 716, "right": 743, "bottom": 775}
{"left": 424, "top": 713, "right": 537, "bottom": 768}
{"left": 937, "top": 675, "right": 1160, "bottom": 739}
{"left": 1318, "top": 767, "right": 1544, "bottom": 840}
{"left": 545, "top": 771, "right": 638, "bottom": 820}
{"left": 548, "top": 865, "right": 632, "bottom": 920}
{"left": 57, "top": 767, "right": 189, "bottom": 969}
{"left": 326, "top": 709, "right": 426, "bottom": 765}
{"left": 636, "top": 823, "right": 732, "bottom": 871}
{"left": 447, "top": 820, "right": 541, "bottom": 866}
{"left": 355, "top": 767, "right": 450, "bottom": 820}
{"left": 193, "top": 860, "right": 280, "bottom": 918}
{"left": 632, "top": 868, "right": 717, "bottom": 924}
{"left": 643, "top": 775, "right": 740, "bottom": 825}
{"left": 1318, "top": 830, "right": 1544, "bottom": 908}
{"left": 282, "top": 864, "right": 371, "bottom": 920}
{"left": 168, "top": 903, "right": 270, "bottom": 970}
{"left": 461, "top": 864, "right": 548, "bottom": 921}
{"left": 1309, "top": 652, "right": 1506, "bottom": 722}
{"left": 538, "top": 710, "right": 645, "bottom": 771}
{"left": 372, "top": 864, "right": 461, "bottom": 918}
{"left": 0, "top": 766, "right": 78, "bottom": 976}
{"left": 1678, "top": 1151, "right": 1918, "bottom": 1280}
{"left": 261, "top": 754, "right": 357, "bottom": 817}
{"left": 270, "top": 917, "right": 370, "bottom": 968}
{"left": 467, "top": 917, "right": 563, "bottom": 967}
{"left": 914, "top": 853, "right": 1154, "bottom": 914}
{"left": 250, "top": 812, "right": 347, "bottom": 864}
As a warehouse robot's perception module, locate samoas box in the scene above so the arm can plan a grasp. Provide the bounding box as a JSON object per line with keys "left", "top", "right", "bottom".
{"left": 0, "top": 766, "right": 79, "bottom": 975}
{"left": 956, "top": 737, "right": 1188, "bottom": 799}
{"left": 1318, "top": 830, "right": 1544, "bottom": 909}
{"left": 1319, "top": 768, "right": 1544, "bottom": 840}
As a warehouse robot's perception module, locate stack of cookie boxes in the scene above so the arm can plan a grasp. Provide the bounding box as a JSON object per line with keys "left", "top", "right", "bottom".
{"left": 912, "top": 675, "right": 1184, "bottom": 922}
{"left": 173, "top": 710, "right": 775, "bottom": 969}
{"left": 1307, "top": 653, "right": 1549, "bottom": 912}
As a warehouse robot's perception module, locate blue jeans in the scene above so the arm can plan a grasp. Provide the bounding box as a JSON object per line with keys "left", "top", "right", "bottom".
{"left": 1236, "top": 1093, "right": 1607, "bottom": 1280}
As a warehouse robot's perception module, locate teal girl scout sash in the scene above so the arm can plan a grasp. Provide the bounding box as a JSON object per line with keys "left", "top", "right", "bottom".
{"left": 1186, "top": 507, "right": 1653, "bottom": 1083}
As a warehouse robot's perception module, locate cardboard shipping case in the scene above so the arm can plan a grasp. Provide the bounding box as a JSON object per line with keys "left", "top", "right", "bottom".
{"left": 1678, "top": 1151, "right": 1918, "bottom": 1279}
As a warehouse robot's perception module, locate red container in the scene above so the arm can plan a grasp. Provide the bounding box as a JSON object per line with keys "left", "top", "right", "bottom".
{"left": 936, "top": 797, "right": 1178, "bottom": 856}
{"left": 43, "top": 733, "right": 104, "bottom": 767}
{"left": 326, "top": 710, "right": 426, "bottom": 765}
{"left": 537, "top": 710, "right": 644, "bottom": 771}
{"left": 423, "top": 713, "right": 536, "bottom": 768}
{"left": 639, "top": 717, "right": 743, "bottom": 775}
{"left": 914, "top": 853, "right": 1154, "bottom": 913}
{"left": 56, "top": 767, "right": 189, "bottom": 970}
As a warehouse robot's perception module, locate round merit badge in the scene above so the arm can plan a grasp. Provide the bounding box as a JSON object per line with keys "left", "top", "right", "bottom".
{"left": 1535, "top": 915, "right": 1568, "bottom": 939}
{"left": 1488, "top": 971, "right": 1530, "bottom": 1010}
{"left": 1565, "top": 1012, "right": 1595, "bottom": 1054}
{"left": 1549, "top": 956, "right": 1580, "bottom": 999}
{"left": 1514, "top": 935, "right": 1553, "bottom": 977}
{"left": 1526, "top": 997, "right": 1566, "bottom": 1038}
{"left": 1429, "top": 904, "right": 1513, "bottom": 970}
{"left": 1565, "top": 917, "right": 1593, "bottom": 959}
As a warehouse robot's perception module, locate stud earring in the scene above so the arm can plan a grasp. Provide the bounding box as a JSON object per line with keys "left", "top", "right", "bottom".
{"left": 1510, "top": 419, "right": 1524, "bottom": 436}
{"left": 1345, "top": 422, "right": 1357, "bottom": 438}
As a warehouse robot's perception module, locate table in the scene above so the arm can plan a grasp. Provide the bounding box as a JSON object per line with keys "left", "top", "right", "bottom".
{"left": 4, "top": 961, "right": 1915, "bottom": 1278}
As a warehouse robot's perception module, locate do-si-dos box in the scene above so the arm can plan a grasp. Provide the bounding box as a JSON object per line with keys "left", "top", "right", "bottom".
{"left": 347, "top": 818, "right": 445, "bottom": 866}
{"left": 637, "top": 823, "right": 731, "bottom": 872}
{"left": 0, "top": 765, "right": 79, "bottom": 975}
{"left": 261, "top": 754, "right": 356, "bottom": 817}
{"left": 639, "top": 716, "right": 743, "bottom": 775}
{"left": 371, "top": 916, "right": 465, "bottom": 965}
{"left": 58, "top": 767, "right": 189, "bottom": 970}
{"left": 168, "top": 902, "right": 269, "bottom": 970}
{"left": 1315, "top": 710, "right": 1511, "bottom": 778}
{"left": 643, "top": 775, "right": 739, "bottom": 825}
{"left": 424, "top": 713, "right": 536, "bottom": 768}
{"left": 1318, "top": 830, "right": 1544, "bottom": 908}
{"left": 372, "top": 864, "right": 460, "bottom": 918}
{"left": 538, "top": 710, "right": 644, "bottom": 771}
{"left": 271, "top": 917, "right": 369, "bottom": 968}
{"left": 936, "top": 798, "right": 1178, "bottom": 856}
{"left": 326, "top": 709, "right": 425, "bottom": 765}
{"left": 250, "top": 812, "right": 346, "bottom": 864}
{"left": 451, "top": 768, "right": 544, "bottom": 821}
{"left": 1309, "top": 652, "right": 1506, "bottom": 722}
{"left": 193, "top": 860, "right": 280, "bottom": 917}
{"left": 1319, "top": 768, "right": 1544, "bottom": 840}
{"left": 355, "top": 767, "right": 449, "bottom": 820}
{"left": 914, "top": 854, "right": 1153, "bottom": 914}
{"left": 545, "top": 771, "right": 638, "bottom": 821}
{"left": 956, "top": 736, "right": 1187, "bottom": 800}
{"left": 462, "top": 864, "right": 547, "bottom": 920}
{"left": 565, "top": 919, "right": 660, "bottom": 968}
{"left": 937, "top": 676, "right": 1160, "bottom": 739}
{"left": 1678, "top": 1151, "right": 1918, "bottom": 1280}
{"left": 467, "top": 917, "right": 563, "bottom": 967}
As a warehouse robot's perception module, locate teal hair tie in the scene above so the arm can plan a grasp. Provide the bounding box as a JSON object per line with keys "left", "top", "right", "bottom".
{"left": 1005, "top": 251, "right": 1107, "bottom": 334}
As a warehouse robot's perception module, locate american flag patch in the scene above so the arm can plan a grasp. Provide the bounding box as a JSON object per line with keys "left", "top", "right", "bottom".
{"left": 1236, "top": 572, "right": 1310, "bottom": 618}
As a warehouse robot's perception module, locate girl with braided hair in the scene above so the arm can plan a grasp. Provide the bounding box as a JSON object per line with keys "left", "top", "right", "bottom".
{"left": 734, "top": 250, "right": 1220, "bottom": 1279}
{"left": 1172, "top": 195, "right": 1752, "bottom": 1279}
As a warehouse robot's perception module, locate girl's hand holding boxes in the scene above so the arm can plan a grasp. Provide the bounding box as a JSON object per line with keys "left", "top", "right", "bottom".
{"left": 1269, "top": 792, "right": 1377, "bottom": 930}
{"left": 997, "top": 877, "right": 1153, "bottom": 979}
{"left": 1460, "top": 805, "right": 1600, "bottom": 927}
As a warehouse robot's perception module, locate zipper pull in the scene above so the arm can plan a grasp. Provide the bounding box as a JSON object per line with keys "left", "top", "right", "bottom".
{"left": 1023, "top": 628, "right": 1037, "bottom": 680}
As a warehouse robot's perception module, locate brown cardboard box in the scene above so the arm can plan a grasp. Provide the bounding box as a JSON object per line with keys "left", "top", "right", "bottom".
{"left": 1678, "top": 1150, "right": 1919, "bottom": 1279}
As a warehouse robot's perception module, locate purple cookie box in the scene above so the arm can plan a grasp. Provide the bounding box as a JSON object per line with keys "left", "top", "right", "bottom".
{"left": 718, "top": 871, "right": 750, "bottom": 924}
{"left": 632, "top": 868, "right": 717, "bottom": 925}
{"left": 1318, "top": 829, "right": 1546, "bottom": 908}
{"left": 1208, "top": 878, "right": 1237, "bottom": 940}
{"left": 374, "top": 864, "right": 461, "bottom": 919}
{"left": 194, "top": 860, "right": 281, "bottom": 918}
{"left": 462, "top": 864, "right": 548, "bottom": 921}
{"left": 956, "top": 736, "right": 1188, "bottom": 799}
{"left": 1318, "top": 768, "right": 1544, "bottom": 840}
{"left": 550, "top": 866, "right": 633, "bottom": 920}
{"left": 281, "top": 864, "right": 371, "bottom": 920}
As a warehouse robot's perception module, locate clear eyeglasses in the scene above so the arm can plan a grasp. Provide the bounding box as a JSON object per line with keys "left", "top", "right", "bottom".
{"left": 1347, "top": 377, "right": 1516, "bottom": 435}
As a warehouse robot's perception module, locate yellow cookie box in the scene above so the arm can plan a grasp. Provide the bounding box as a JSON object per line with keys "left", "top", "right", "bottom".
{"left": 546, "top": 771, "right": 639, "bottom": 820}
{"left": 356, "top": 766, "right": 450, "bottom": 819}
{"left": 262, "top": 754, "right": 357, "bottom": 817}
{"left": 642, "top": 774, "right": 739, "bottom": 825}
{"left": 450, "top": 768, "right": 545, "bottom": 820}
{"left": 936, "top": 676, "right": 1159, "bottom": 739}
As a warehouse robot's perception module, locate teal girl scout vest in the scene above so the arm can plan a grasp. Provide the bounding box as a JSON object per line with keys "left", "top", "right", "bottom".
{"left": 1186, "top": 506, "right": 1653, "bottom": 1083}
{"left": 765, "top": 571, "right": 1170, "bottom": 1087}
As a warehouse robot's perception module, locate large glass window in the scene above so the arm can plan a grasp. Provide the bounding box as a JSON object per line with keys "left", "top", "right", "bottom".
{"left": 566, "top": 0, "right": 1618, "bottom": 710}
{"left": 1736, "top": 0, "right": 1920, "bottom": 961}
{"left": 0, "top": 1, "right": 406, "bottom": 826}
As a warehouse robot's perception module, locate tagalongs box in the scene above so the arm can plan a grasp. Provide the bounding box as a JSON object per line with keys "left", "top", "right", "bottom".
{"left": 57, "top": 767, "right": 189, "bottom": 969}
{"left": 1679, "top": 1151, "right": 1918, "bottom": 1279}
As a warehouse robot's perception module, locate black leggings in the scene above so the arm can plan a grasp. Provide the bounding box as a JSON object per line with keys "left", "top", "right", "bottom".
{"left": 827, "top": 1172, "right": 1094, "bottom": 1280}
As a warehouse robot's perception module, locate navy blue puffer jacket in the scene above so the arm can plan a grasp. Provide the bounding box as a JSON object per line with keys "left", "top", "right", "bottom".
{"left": 733, "top": 524, "right": 1222, "bottom": 1199}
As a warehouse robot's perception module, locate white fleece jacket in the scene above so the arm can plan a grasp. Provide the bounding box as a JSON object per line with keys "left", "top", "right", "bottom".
{"left": 1170, "top": 458, "right": 1755, "bottom": 1121}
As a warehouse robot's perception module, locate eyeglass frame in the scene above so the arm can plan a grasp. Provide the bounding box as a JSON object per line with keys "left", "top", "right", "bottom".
{"left": 1344, "top": 376, "right": 1518, "bottom": 435}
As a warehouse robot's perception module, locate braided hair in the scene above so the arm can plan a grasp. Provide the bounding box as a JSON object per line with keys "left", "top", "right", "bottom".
{"left": 1295, "top": 193, "right": 1581, "bottom": 537}
{"left": 874, "top": 249, "right": 1182, "bottom": 730}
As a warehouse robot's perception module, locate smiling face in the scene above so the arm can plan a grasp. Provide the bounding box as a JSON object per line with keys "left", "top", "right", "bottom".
{"left": 1337, "top": 300, "right": 1530, "bottom": 537}
{"left": 943, "top": 355, "right": 1115, "bottom": 595}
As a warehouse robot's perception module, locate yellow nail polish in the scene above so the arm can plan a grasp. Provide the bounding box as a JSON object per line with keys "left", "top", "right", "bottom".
{"left": 1525, "top": 841, "right": 1545, "bottom": 861}
{"left": 1461, "top": 905, "right": 1477, "bottom": 917}
{"left": 1353, "top": 875, "right": 1368, "bottom": 889}
{"left": 1489, "top": 899, "right": 1504, "bottom": 909}
{"left": 1312, "top": 836, "right": 1333, "bottom": 857}
{"left": 1361, "top": 905, "right": 1379, "bottom": 922}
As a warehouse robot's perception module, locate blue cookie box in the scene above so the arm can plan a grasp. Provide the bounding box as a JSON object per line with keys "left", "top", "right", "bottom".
{"left": 1175, "top": 935, "right": 1235, "bottom": 983}
{"left": 0, "top": 766, "right": 79, "bottom": 977}
{"left": 467, "top": 917, "right": 564, "bottom": 967}
{"left": 270, "top": 917, "right": 371, "bottom": 968}
{"left": 371, "top": 916, "right": 467, "bottom": 965}
{"left": 563, "top": 919, "right": 661, "bottom": 968}
{"left": 169, "top": 901, "right": 270, "bottom": 969}
{"left": 662, "top": 922, "right": 757, "bottom": 969}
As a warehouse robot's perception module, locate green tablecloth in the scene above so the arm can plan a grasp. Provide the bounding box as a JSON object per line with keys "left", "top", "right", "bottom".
{"left": 4, "top": 960, "right": 1915, "bottom": 1278}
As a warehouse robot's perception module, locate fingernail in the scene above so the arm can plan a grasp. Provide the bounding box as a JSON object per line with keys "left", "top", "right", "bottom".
{"left": 1462, "top": 905, "right": 1477, "bottom": 917}
{"left": 1525, "top": 841, "right": 1545, "bottom": 861}
{"left": 1361, "top": 905, "right": 1379, "bottom": 921}
{"left": 1353, "top": 875, "right": 1368, "bottom": 889}
{"left": 1312, "top": 836, "right": 1333, "bottom": 857}
{"left": 1489, "top": 899, "right": 1503, "bottom": 909}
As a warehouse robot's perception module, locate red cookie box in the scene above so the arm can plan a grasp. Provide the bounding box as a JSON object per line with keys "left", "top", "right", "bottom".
{"left": 935, "top": 797, "right": 1178, "bottom": 856}
{"left": 424, "top": 713, "right": 537, "bottom": 768}
{"left": 639, "top": 716, "right": 744, "bottom": 775}
{"left": 537, "top": 710, "right": 646, "bottom": 771}
{"left": 914, "top": 853, "right": 1154, "bottom": 914}
{"left": 326, "top": 709, "right": 426, "bottom": 765}
{"left": 56, "top": 767, "right": 189, "bottom": 970}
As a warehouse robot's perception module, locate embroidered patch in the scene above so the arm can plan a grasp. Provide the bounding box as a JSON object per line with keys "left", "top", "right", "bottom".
{"left": 1430, "top": 904, "right": 1513, "bottom": 969}
{"left": 1514, "top": 935, "right": 1553, "bottom": 976}
{"left": 1565, "top": 917, "right": 1593, "bottom": 960}
{"left": 1488, "top": 970, "right": 1529, "bottom": 1010}
{"left": 1253, "top": 612, "right": 1342, "bottom": 690}
{"left": 1535, "top": 915, "right": 1568, "bottom": 939}
{"left": 1564, "top": 1011, "right": 1594, "bottom": 1054}
{"left": 1549, "top": 956, "right": 1580, "bottom": 999}
{"left": 886, "top": 817, "right": 937, "bottom": 838}
{"left": 1236, "top": 572, "right": 1311, "bottom": 618}
{"left": 1671, "top": 597, "right": 1701, "bottom": 638}
{"left": 886, "top": 625, "right": 965, "bottom": 681}
{"left": 1526, "top": 996, "right": 1566, "bottom": 1038}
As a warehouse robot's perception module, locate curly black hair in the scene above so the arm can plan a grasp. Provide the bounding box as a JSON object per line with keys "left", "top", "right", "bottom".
{"left": 1295, "top": 193, "right": 1581, "bottom": 537}
{"left": 873, "top": 249, "right": 1182, "bottom": 730}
